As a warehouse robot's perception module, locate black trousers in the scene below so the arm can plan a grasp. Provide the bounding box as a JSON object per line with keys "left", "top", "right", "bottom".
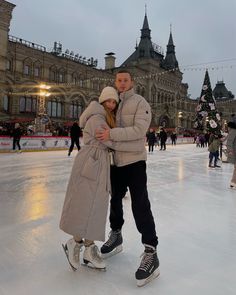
{"left": 110, "top": 161, "right": 158, "bottom": 248}
{"left": 68, "top": 138, "right": 80, "bottom": 153}
{"left": 13, "top": 138, "right": 21, "bottom": 150}
{"left": 160, "top": 140, "right": 166, "bottom": 150}
{"left": 148, "top": 144, "right": 154, "bottom": 152}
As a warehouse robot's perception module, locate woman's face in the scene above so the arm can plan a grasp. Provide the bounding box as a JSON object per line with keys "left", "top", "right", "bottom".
{"left": 103, "top": 99, "right": 117, "bottom": 111}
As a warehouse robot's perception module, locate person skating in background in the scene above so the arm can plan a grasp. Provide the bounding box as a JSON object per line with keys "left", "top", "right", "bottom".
{"left": 68, "top": 121, "right": 82, "bottom": 156}
{"left": 226, "top": 122, "right": 236, "bottom": 188}
{"left": 208, "top": 134, "right": 221, "bottom": 168}
{"left": 60, "top": 86, "right": 144, "bottom": 271}
{"left": 146, "top": 128, "right": 156, "bottom": 152}
{"left": 170, "top": 132, "right": 177, "bottom": 145}
{"left": 159, "top": 127, "right": 167, "bottom": 150}
{"left": 204, "top": 132, "right": 210, "bottom": 147}
{"left": 11, "top": 123, "right": 22, "bottom": 153}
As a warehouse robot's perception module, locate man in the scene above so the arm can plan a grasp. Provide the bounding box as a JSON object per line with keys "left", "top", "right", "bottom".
{"left": 159, "top": 127, "right": 167, "bottom": 150}
{"left": 96, "top": 70, "right": 159, "bottom": 287}
{"left": 68, "top": 121, "right": 82, "bottom": 156}
{"left": 11, "top": 123, "right": 22, "bottom": 153}
{"left": 146, "top": 128, "right": 156, "bottom": 152}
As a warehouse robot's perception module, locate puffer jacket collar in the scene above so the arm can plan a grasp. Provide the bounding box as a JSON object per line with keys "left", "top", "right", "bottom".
{"left": 119, "top": 88, "right": 135, "bottom": 101}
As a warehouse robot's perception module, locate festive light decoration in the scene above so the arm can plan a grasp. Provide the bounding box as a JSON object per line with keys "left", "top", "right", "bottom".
{"left": 193, "top": 70, "right": 222, "bottom": 134}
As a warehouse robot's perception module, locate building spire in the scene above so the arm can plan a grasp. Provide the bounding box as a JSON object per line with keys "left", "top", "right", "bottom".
{"left": 163, "top": 28, "right": 178, "bottom": 70}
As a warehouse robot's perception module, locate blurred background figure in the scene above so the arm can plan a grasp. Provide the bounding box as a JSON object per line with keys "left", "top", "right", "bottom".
{"left": 170, "top": 132, "right": 177, "bottom": 145}
{"left": 11, "top": 123, "right": 22, "bottom": 153}
{"left": 68, "top": 121, "right": 82, "bottom": 156}
{"left": 159, "top": 127, "right": 167, "bottom": 150}
{"left": 146, "top": 128, "right": 156, "bottom": 153}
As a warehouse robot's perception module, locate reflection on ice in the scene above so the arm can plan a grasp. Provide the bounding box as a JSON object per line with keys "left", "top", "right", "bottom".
{"left": 0, "top": 145, "right": 236, "bottom": 295}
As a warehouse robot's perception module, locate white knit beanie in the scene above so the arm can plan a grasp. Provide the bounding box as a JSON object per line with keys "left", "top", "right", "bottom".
{"left": 99, "top": 86, "right": 119, "bottom": 104}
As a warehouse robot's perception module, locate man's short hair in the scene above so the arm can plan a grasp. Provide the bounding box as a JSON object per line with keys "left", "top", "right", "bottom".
{"left": 116, "top": 69, "right": 133, "bottom": 80}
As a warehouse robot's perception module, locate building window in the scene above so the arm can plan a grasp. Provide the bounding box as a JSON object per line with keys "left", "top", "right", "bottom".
{"left": 47, "top": 100, "right": 63, "bottom": 118}
{"left": 19, "top": 96, "right": 37, "bottom": 113}
{"left": 50, "top": 66, "right": 57, "bottom": 82}
{"left": 70, "top": 101, "right": 83, "bottom": 119}
{"left": 24, "top": 64, "right": 30, "bottom": 75}
{"left": 6, "top": 60, "right": 12, "bottom": 71}
{"left": 3, "top": 95, "right": 9, "bottom": 112}
{"left": 59, "top": 72, "right": 65, "bottom": 83}
{"left": 34, "top": 67, "right": 40, "bottom": 77}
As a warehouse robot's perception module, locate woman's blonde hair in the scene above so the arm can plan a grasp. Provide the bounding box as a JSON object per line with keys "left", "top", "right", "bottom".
{"left": 102, "top": 103, "right": 117, "bottom": 128}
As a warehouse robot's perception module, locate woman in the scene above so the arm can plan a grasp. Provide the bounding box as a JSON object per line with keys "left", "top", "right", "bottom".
{"left": 60, "top": 86, "right": 144, "bottom": 270}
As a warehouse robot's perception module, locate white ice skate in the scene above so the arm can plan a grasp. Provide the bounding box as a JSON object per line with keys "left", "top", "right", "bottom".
{"left": 83, "top": 244, "right": 106, "bottom": 270}
{"left": 62, "top": 238, "right": 83, "bottom": 271}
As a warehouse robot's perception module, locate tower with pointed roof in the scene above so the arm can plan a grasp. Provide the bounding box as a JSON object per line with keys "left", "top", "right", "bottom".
{"left": 213, "top": 81, "right": 234, "bottom": 100}
{"left": 121, "top": 12, "right": 164, "bottom": 67}
{"left": 162, "top": 27, "right": 179, "bottom": 70}
{"left": 118, "top": 10, "right": 189, "bottom": 129}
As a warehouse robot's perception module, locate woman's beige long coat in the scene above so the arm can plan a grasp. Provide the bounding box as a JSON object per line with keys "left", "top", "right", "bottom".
{"left": 60, "top": 101, "right": 144, "bottom": 241}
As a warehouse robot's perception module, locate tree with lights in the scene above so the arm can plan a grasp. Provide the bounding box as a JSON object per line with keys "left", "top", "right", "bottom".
{"left": 194, "top": 70, "right": 222, "bottom": 135}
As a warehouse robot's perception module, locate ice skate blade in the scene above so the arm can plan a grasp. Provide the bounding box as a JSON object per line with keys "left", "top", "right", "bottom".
{"left": 101, "top": 245, "right": 123, "bottom": 259}
{"left": 82, "top": 260, "right": 106, "bottom": 271}
{"left": 137, "top": 268, "right": 160, "bottom": 287}
{"left": 62, "top": 244, "right": 78, "bottom": 271}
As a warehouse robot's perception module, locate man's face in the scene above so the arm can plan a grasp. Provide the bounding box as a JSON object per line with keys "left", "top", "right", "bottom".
{"left": 115, "top": 73, "right": 133, "bottom": 93}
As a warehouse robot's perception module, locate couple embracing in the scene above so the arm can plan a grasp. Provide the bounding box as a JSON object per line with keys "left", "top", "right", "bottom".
{"left": 59, "top": 70, "right": 160, "bottom": 287}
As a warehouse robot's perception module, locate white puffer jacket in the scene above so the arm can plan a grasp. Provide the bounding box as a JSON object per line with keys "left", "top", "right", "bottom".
{"left": 110, "top": 88, "right": 151, "bottom": 167}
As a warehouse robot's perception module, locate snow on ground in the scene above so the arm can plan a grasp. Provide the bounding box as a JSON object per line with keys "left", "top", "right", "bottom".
{"left": 0, "top": 144, "right": 235, "bottom": 295}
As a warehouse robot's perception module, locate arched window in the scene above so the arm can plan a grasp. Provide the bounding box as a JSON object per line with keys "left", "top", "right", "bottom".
{"left": 69, "top": 97, "right": 84, "bottom": 119}
{"left": 71, "top": 72, "right": 79, "bottom": 84}
{"left": 136, "top": 85, "right": 141, "bottom": 95}
{"left": 151, "top": 85, "right": 156, "bottom": 104}
{"left": 49, "top": 65, "right": 57, "bottom": 82}
{"left": 47, "top": 97, "right": 63, "bottom": 118}
{"left": 6, "top": 58, "right": 13, "bottom": 71}
{"left": 33, "top": 60, "right": 42, "bottom": 78}
{"left": 58, "top": 68, "right": 66, "bottom": 83}
{"left": 23, "top": 58, "right": 32, "bottom": 76}
{"left": 3, "top": 95, "right": 9, "bottom": 112}
{"left": 141, "top": 87, "right": 145, "bottom": 98}
{"left": 19, "top": 96, "right": 37, "bottom": 113}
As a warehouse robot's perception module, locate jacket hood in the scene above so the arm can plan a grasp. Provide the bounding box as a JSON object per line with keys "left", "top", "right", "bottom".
{"left": 79, "top": 101, "right": 105, "bottom": 128}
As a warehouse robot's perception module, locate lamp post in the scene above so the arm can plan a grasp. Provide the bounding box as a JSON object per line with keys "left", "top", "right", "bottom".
{"left": 177, "top": 111, "right": 183, "bottom": 134}
{"left": 35, "top": 84, "right": 51, "bottom": 134}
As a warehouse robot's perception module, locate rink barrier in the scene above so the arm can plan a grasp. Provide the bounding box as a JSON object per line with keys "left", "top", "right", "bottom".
{"left": 0, "top": 135, "right": 195, "bottom": 152}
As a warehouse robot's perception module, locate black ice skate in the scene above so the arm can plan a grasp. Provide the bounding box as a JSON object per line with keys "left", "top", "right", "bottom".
{"left": 135, "top": 245, "right": 160, "bottom": 287}
{"left": 100, "top": 230, "right": 123, "bottom": 258}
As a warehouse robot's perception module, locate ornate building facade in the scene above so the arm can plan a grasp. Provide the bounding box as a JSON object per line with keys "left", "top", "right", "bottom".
{"left": 0, "top": 0, "right": 235, "bottom": 131}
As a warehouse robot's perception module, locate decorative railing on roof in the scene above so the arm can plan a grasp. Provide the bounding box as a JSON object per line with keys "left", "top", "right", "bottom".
{"left": 152, "top": 42, "right": 164, "bottom": 55}
{"left": 8, "top": 35, "right": 46, "bottom": 52}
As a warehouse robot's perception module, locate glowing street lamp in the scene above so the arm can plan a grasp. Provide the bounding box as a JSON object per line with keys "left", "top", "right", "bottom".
{"left": 35, "top": 84, "right": 51, "bottom": 134}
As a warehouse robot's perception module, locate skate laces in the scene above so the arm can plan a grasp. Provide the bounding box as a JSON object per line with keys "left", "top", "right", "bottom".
{"left": 138, "top": 251, "right": 154, "bottom": 271}
{"left": 73, "top": 242, "right": 83, "bottom": 262}
{"left": 104, "top": 231, "right": 118, "bottom": 247}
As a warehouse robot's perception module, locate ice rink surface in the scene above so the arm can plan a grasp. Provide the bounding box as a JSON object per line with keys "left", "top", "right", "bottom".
{"left": 0, "top": 144, "right": 235, "bottom": 295}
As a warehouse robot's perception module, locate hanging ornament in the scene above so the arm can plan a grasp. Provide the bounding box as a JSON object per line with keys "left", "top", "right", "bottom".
{"left": 209, "top": 103, "right": 215, "bottom": 110}
{"left": 209, "top": 119, "right": 217, "bottom": 128}
{"left": 200, "top": 95, "right": 206, "bottom": 102}
{"left": 202, "top": 85, "right": 208, "bottom": 90}
{"left": 216, "top": 113, "right": 221, "bottom": 121}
